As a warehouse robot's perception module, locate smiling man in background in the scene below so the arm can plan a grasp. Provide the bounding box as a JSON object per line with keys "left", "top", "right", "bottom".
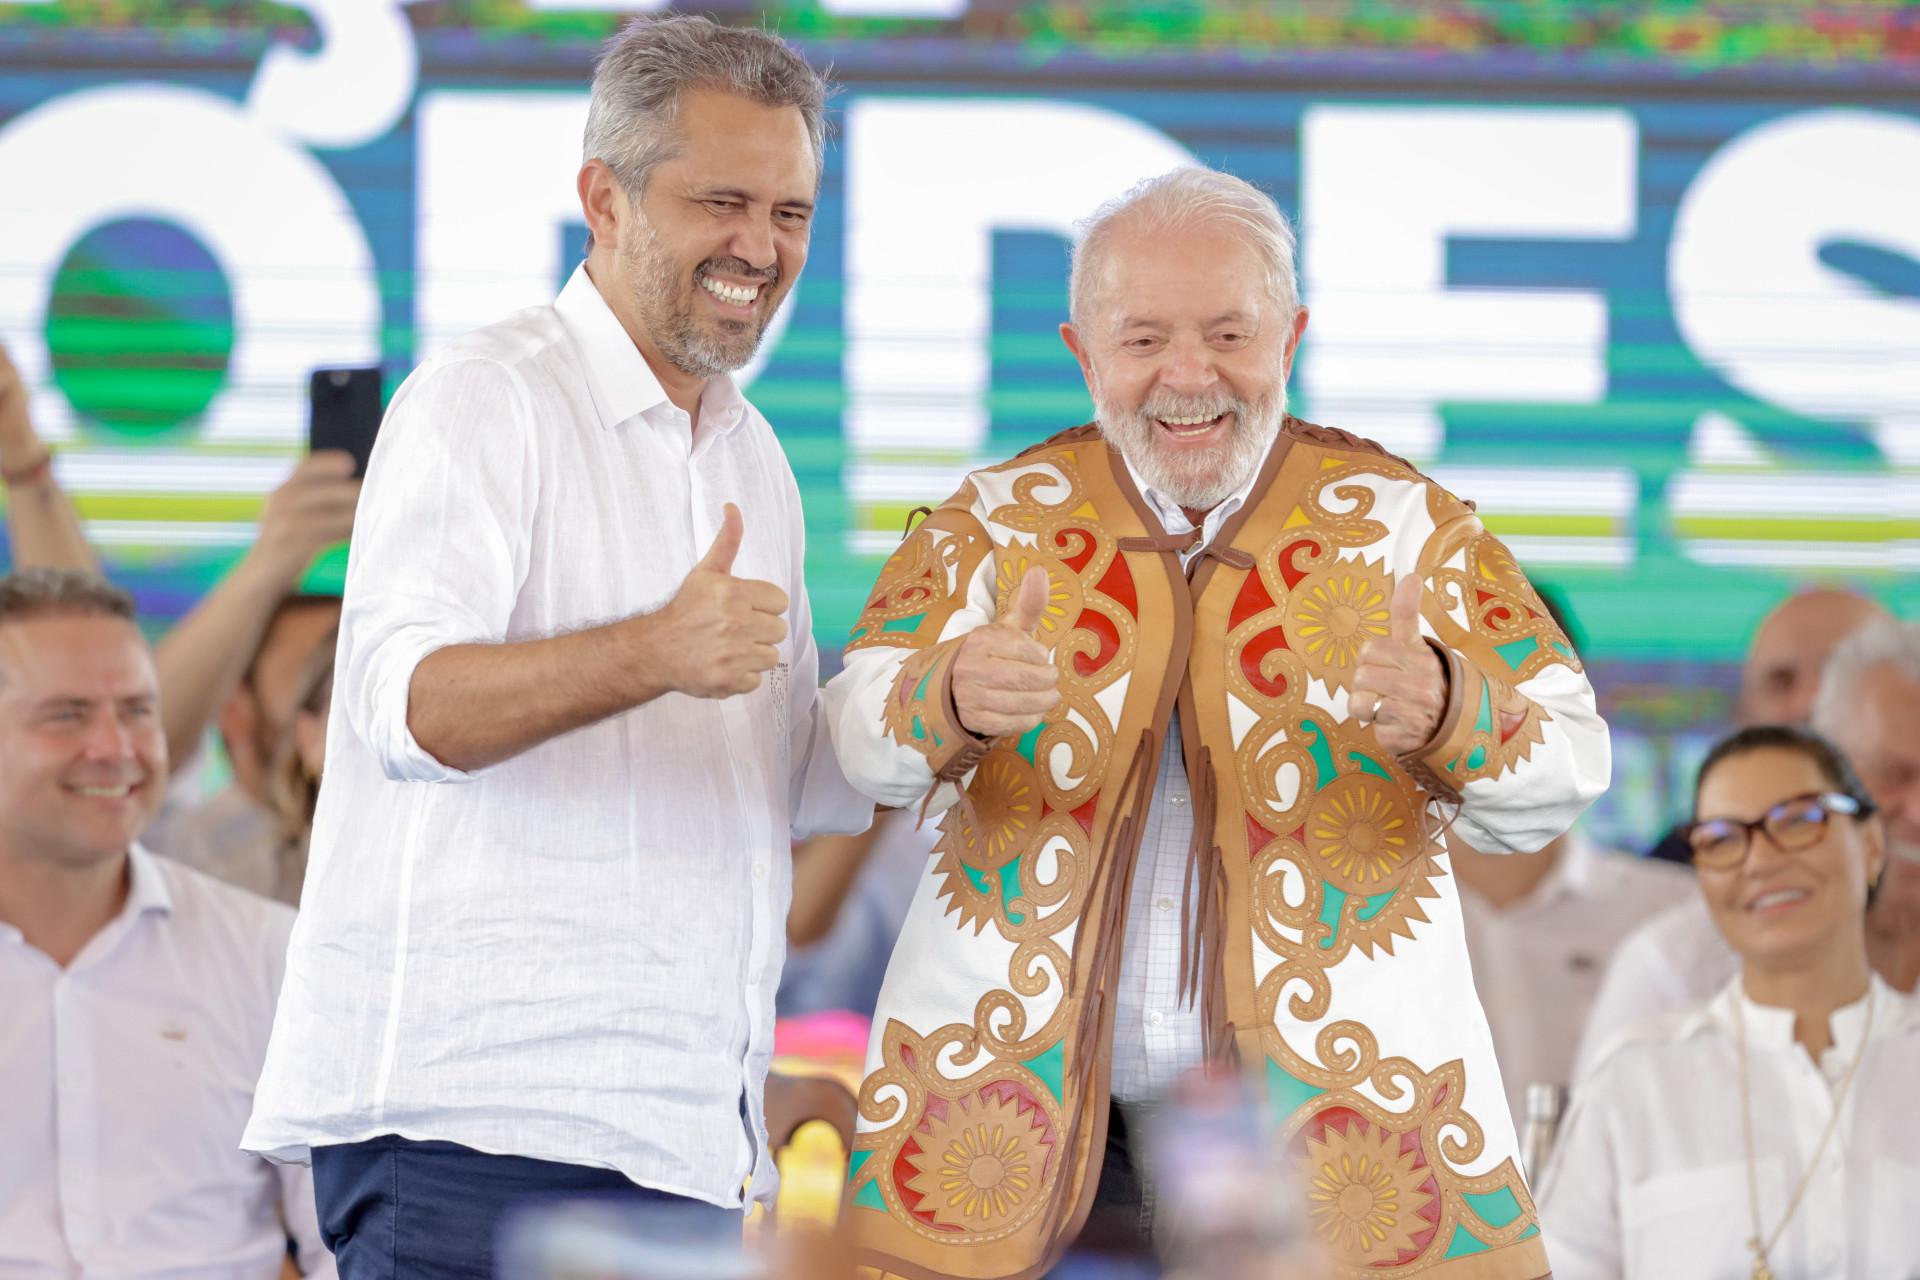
{"left": 0, "top": 569, "right": 332, "bottom": 1279}
{"left": 241, "top": 18, "right": 870, "bottom": 1278}
{"left": 824, "top": 167, "right": 1608, "bottom": 1280}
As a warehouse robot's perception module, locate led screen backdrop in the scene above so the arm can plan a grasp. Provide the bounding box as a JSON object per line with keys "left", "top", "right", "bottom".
{"left": 0, "top": 0, "right": 1915, "bottom": 846}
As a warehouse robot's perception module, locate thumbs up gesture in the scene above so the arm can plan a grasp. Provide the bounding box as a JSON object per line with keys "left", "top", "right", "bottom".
{"left": 1349, "top": 574, "right": 1448, "bottom": 754}
{"left": 951, "top": 566, "right": 1062, "bottom": 738}
{"left": 655, "top": 502, "right": 789, "bottom": 699}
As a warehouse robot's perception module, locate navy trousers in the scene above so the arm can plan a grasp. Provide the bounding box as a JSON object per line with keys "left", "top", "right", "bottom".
{"left": 311, "top": 1134, "right": 742, "bottom": 1280}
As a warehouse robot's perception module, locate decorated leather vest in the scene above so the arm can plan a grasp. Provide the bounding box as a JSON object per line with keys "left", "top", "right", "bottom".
{"left": 839, "top": 421, "right": 1584, "bottom": 1280}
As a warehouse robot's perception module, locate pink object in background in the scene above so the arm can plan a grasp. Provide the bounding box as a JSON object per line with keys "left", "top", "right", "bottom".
{"left": 772, "top": 1010, "right": 871, "bottom": 1095}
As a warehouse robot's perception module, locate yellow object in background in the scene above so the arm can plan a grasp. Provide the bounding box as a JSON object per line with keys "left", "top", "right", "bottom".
{"left": 776, "top": 1119, "right": 848, "bottom": 1228}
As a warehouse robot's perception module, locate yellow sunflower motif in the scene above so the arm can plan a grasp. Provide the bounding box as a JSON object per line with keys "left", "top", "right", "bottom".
{"left": 1307, "top": 774, "right": 1414, "bottom": 894}
{"left": 903, "top": 1091, "right": 1042, "bottom": 1230}
{"left": 994, "top": 551, "right": 1075, "bottom": 639}
{"left": 960, "top": 753, "right": 1041, "bottom": 869}
{"left": 1298, "top": 1119, "right": 1430, "bottom": 1261}
{"left": 1287, "top": 559, "right": 1392, "bottom": 687}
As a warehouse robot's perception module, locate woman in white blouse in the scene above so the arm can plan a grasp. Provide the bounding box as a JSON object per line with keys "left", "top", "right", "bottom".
{"left": 1538, "top": 724, "right": 1920, "bottom": 1280}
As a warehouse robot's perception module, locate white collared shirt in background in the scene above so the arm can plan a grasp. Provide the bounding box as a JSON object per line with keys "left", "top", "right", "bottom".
{"left": 1108, "top": 444, "right": 1267, "bottom": 1101}
{"left": 1573, "top": 891, "right": 1739, "bottom": 1080}
{"left": 0, "top": 847, "right": 332, "bottom": 1279}
{"left": 242, "top": 265, "right": 872, "bottom": 1208}
{"left": 1456, "top": 831, "right": 1692, "bottom": 1132}
{"left": 1539, "top": 974, "right": 1920, "bottom": 1280}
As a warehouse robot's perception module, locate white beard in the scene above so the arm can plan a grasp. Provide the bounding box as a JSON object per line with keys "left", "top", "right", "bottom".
{"left": 1095, "top": 383, "right": 1287, "bottom": 510}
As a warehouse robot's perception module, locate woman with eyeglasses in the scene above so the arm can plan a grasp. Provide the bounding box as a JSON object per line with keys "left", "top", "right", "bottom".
{"left": 1537, "top": 724, "right": 1920, "bottom": 1280}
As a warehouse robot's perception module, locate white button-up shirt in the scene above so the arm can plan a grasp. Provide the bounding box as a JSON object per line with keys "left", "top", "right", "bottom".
{"left": 1107, "top": 447, "right": 1265, "bottom": 1102}
{"left": 1456, "top": 833, "right": 1692, "bottom": 1132}
{"left": 1539, "top": 975, "right": 1920, "bottom": 1280}
{"left": 242, "top": 265, "right": 871, "bottom": 1207}
{"left": 1573, "top": 891, "right": 1739, "bottom": 1080}
{"left": 0, "top": 847, "right": 332, "bottom": 1279}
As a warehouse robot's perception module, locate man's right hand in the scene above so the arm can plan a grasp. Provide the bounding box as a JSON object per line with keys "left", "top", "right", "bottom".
{"left": 251, "top": 451, "right": 362, "bottom": 587}
{"left": 952, "top": 566, "right": 1061, "bottom": 738}
{"left": 648, "top": 503, "right": 789, "bottom": 699}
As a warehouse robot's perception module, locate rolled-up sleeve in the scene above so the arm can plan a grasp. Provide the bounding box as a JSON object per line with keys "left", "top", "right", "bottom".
{"left": 336, "top": 356, "right": 537, "bottom": 783}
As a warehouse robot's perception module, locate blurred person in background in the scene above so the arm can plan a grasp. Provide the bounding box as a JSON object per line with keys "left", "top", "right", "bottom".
{"left": 240, "top": 19, "right": 870, "bottom": 1279}
{"left": 145, "top": 454, "right": 356, "bottom": 905}
{"left": 263, "top": 632, "right": 335, "bottom": 891}
{"left": 824, "top": 167, "right": 1607, "bottom": 1280}
{"left": 0, "top": 341, "right": 97, "bottom": 574}
{"left": 1539, "top": 725, "right": 1920, "bottom": 1279}
{"left": 778, "top": 808, "right": 938, "bottom": 1019}
{"left": 0, "top": 569, "right": 333, "bottom": 1279}
{"left": 1577, "top": 614, "right": 1920, "bottom": 1075}
{"left": 3, "top": 335, "right": 359, "bottom": 907}
{"left": 1450, "top": 592, "right": 1690, "bottom": 1136}
{"left": 1736, "top": 587, "right": 1889, "bottom": 728}
{"left": 1642, "top": 586, "right": 1887, "bottom": 868}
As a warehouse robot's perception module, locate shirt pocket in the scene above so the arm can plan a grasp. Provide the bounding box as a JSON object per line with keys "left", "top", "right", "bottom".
{"left": 1867, "top": 1159, "right": 1920, "bottom": 1280}
{"left": 1619, "top": 1162, "right": 1766, "bottom": 1280}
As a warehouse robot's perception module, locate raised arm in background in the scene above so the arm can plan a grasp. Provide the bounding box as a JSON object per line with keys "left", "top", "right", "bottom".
{"left": 153, "top": 452, "right": 360, "bottom": 768}
{"left": 0, "top": 341, "right": 97, "bottom": 574}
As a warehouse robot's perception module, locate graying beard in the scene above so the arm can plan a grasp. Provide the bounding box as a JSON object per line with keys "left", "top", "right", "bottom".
{"left": 1098, "top": 388, "right": 1285, "bottom": 509}
{"left": 625, "top": 229, "right": 772, "bottom": 378}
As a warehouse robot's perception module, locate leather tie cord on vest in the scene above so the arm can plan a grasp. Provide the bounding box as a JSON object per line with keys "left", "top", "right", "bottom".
{"left": 1176, "top": 743, "right": 1231, "bottom": 1058}
{"left": 1117, "top": 531, "right": 1199, "bottom": 557}
{"left": 1042, "top": 726, "right": 1159, "bottom": 1243}
{"left": 1117, "top": 531, "right": 1255, "bottom": 576}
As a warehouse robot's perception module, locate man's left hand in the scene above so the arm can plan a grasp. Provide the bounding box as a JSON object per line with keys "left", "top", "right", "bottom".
{"left": 1350, "top": 574, "right": 1447, "bottom": 754}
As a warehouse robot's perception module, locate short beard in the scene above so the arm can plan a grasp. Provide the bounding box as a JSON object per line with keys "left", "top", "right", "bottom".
{"left": 623, "top": 221, "right": 780, "bottom": 380}
{"left": 1095, "top": 383, "right": 1286, "bottom": 511}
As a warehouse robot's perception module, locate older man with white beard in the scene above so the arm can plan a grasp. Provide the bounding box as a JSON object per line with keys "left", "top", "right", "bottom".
{"left": 822, "top": 168, "right": 1609, "bottom": 1280}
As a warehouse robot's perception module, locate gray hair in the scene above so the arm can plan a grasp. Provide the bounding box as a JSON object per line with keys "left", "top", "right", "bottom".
{"left": 0, "top": 568, "right": 135, "bottom": 628}
{"left": 583, "top": 15, "right": 829, "bottom": 199}
{"left": 1812, "top": 616, "right": 1920, "bottom": 738}
{"left": 1069, "top": 167, "right": 1299, "bottom": 327}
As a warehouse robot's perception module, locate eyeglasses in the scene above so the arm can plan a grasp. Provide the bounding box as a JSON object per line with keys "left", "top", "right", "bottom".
{"left": 1684, "top": 791, "right": 1865, "bottom": 871}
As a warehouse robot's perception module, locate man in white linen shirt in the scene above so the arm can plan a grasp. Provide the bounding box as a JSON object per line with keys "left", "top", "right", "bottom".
{"left": 1574, "top": 613, "right": 1920, "bottom": 1077}
{"left": 240, "top": 17, "right": 870, "bottom": 1278}
{"left": 0, "top": 568, "right": 333, "bottom": 1280}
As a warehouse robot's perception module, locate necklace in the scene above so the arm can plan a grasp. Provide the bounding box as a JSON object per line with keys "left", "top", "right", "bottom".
{"left": 1734, "top": 981, "right": 1875, "bottom": 1280}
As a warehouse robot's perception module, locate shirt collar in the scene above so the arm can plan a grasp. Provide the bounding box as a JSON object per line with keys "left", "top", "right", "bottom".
{"left": 1709, "top": 971, "right": 1894, "bottom": 1057}
{"left": 554, "top": 263, "right": 669, "bottom": 431}
{"left": 1121, "top": 432, "right": 1278, "bottom": 546}
{"left": 124, "top": 843, "right": 174, "bottom": 920}
{"left": 0, "top": 844, "right": 171, "bottom": 962}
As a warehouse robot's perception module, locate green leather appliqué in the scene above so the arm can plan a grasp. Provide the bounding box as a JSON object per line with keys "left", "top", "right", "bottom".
{"left": 1266, "top": 1057, "right": 1321, "bottom": 1122}
{"left": 1015, "top": 722, "right": 1045, "bottom": 766}
{"left": 1464, "top": 1186, "right": 1525, "bottom": 1229}
{"left": 1027, "top": 1040, "right": 1065, "bottom": 1103}
{"left": 1442, "top": 1223, "right": 1492, "bottom": 1259}
{"left": 1494, "top": 636, "right": 1537, "bottom": 673}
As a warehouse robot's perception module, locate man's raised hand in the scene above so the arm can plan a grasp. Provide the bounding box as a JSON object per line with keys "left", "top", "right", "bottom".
{"left": 653, "top": 503, "right": 788, "bottom": 699}
{"left": 952, "top": 566, "right": 1061, "bottom": 738}
{"left": 1349, "top": 573, "right": 1447, "bottom": 755}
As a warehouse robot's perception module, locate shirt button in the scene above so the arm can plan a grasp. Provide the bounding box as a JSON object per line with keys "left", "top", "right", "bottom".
{"left": 1146, "top": 1010, "right": 1164, "bottom": 1026}
{"left": 1157, "top": 897, "right": 1175, "bottom": 912}
{"left": 1169, "top": 794, "right": 1187, "bottom": 807}
{"left": 752, "top": 863, "right": 767, "bottom": 880}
